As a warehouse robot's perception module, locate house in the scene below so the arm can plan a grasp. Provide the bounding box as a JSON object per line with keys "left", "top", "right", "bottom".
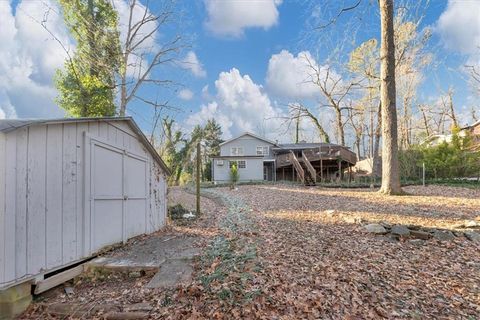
{"left": 422, "top": 120, "right": 480, "bottom": 151}
{"left": 461, "top": 120, "right": 480, "bottom": 151}
{"left": 212, "top": 132, "right": 357, "bottom": 185}
{"left": 212, "top": 132, "right": 277, "bottom": 183}
{"left": 0, "top": 117, "right": 169, "bottom": 317}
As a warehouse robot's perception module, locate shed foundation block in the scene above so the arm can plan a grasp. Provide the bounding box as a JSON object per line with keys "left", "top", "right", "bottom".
{"left": 0, "top": 282, "right": 32, "bottom": 319}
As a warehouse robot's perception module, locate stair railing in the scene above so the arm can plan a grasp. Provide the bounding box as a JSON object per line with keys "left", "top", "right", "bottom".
{"left": 290, "top": 151, "right": 305, "bottom": 183}
{"left": 302, "top": 151, "right": 317, "bottom": 185}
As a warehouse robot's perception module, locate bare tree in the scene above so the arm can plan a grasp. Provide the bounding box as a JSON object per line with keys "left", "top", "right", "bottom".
{"left": 379, "top": 0, "right": 402, "bottom": 194}
{"left": 347, "top": 101, "right": 367, "bottom": 160}
{"left": 286, "top": 103, "right": 331, "bottom": 143}
{"left": 440, "top": 88, "right": 458, "bottom": 128}
{"left": 304, "top": 56, "right": 357, "bottom": 145}
{"left": 115, "top": 0, "right": 184, "bottom": 116}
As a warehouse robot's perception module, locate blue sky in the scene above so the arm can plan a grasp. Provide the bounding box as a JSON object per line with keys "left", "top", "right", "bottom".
{"left": 0, "top": 0, "right": 479, "bottom": 144}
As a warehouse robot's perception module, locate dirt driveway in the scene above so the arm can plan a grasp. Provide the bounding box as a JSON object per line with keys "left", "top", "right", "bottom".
{"left": 22, "top": 184, "right": 480, "bottom": 319}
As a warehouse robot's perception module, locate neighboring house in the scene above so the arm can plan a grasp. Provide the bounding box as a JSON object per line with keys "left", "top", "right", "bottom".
{"left": 422, "top": 120, "right": 480, "bottom": 150}
{"left": 0, "top": 117, "right": 169, "bottom": 312}
{"left": 212, "top": 132, "right": 357, "bottom": 185}
{"left": 461, "top": 120, "right": 480, "bottom": 151}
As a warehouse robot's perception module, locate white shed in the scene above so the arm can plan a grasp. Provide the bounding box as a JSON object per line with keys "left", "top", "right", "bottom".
{"left": 0, "top": 117, "right": 169, "bottom": 290}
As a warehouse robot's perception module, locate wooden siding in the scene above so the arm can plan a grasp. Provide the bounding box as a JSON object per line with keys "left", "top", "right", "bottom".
{"left": 0, "top": 120, "right": 167, "bottom": 289}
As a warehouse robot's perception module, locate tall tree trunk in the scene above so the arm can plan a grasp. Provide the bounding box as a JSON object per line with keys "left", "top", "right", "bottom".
{"left": 307, "top": 113, "right": 330, "bottom": 143}
{"left": 379, "top": 0, "right": 402, "bottom": 194}
{"left": 372, "top": 101, "right": 382, "bottom": 177}
{"left": 420, "top": 106, "right": 430, "bottom": 137}
{"left": 448, "top": 89, "right": 458, "bottom": 128}
{"left": 334, "top": 107, "right": 345, "bottom": 145}
{"left": 355, "top": 135, "right": 361, "bottom": 161}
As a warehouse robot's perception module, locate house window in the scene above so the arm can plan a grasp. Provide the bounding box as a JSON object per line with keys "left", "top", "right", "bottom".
{"left": 231, "top": 147, "right": 244, "bottom": 156}
{"left": 229, "top": 160, "right": 246, "bottom": 169}
{"left": 256, "top": 146, "right": 269, "bottom": 155}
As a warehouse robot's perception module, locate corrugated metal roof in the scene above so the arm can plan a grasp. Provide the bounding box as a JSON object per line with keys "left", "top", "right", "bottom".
{"left": 0, "top": 117, "right": 171, "bottom": 175}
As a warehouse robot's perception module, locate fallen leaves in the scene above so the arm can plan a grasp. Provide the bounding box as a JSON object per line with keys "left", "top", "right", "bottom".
{"left": 23, "top": 184, "right": 480, "bottom": 319}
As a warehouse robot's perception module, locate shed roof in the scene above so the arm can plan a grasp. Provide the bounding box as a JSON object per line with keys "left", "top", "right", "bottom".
{"left": 0, "top": 117, "right": 170, "bottom": 175}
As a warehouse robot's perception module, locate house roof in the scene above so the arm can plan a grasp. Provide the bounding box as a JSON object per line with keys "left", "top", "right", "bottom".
{"left": 274, "top": 142, "right": 344, "bottom": 150}
{"left": 211, "top": 155, "right": 265, "bottom": 159}
{"left": 461, "top": 120, "right": 480, "bottom": 130}
{"left": 219, "top": 132, "right": 277, "bottom": 147}
{"left": 0, "top": 117, "right": 170, "bottom": 175}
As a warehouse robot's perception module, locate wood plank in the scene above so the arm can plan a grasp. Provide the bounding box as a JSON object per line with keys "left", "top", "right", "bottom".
{"left": 62, "top": 124, "right": 77, "bottom": 263}
{"left": 34, "top": 264, "right": 84, "bottom": 294}
{"left": 76, "top": 122, "right": 88, "bottom": 258}
{"left": 88, "top": 121, "right": 99, "bottom": 137}
{"left": 107, "top": 122, "right": 117, "bottom": 143}
{"left": 15, "top": 128, "right": 27, "bottom": 279}
{"left": 27, "top": 125, "right": 47, "bottom": 274}
{"left": 83, "top": 133, "right": 91, "bottom": 256}
{"left": 0, "top": 133, "right": 6, "bottom": 285}
{"left": 46, "top": 125, "right": 63, "bottom": 269}
{"left": 98, "top": 122, "right": 109, "bottom": 140}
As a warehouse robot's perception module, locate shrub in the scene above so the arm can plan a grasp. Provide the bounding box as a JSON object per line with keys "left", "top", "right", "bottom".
{"left": 230, "top": 163, "right": 239, "bottom": 188}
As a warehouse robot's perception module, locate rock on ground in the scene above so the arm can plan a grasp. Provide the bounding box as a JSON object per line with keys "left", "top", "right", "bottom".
{"left": 364, "top": 223, "right": 387, "bottom": 234}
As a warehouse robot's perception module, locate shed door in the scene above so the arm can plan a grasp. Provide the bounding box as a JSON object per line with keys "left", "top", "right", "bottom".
{"left": 90, "top": 141, "right": 148, "bottom": 252}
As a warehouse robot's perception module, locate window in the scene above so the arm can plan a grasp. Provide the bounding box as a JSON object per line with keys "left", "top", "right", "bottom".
{"left": 229, "top": 160, "right": 246, "bottom": 169}
{"left": 231, "top": 147, "right": 244, "bottom": 156}
{"left": 256, "top": 146, "right": 269, "bottom": 155}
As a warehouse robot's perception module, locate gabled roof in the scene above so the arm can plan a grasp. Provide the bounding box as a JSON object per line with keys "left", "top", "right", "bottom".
{"left": 219, "top": 132, "right": 277, "bottom": 147}
{"left": 0, "top": 117, "right": 170, "bottom": 175}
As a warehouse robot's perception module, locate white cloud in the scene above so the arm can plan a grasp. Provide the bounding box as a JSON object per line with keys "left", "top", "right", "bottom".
{"left": 178, "top": 88, "right": 194, "bottom": 101}
{"left": 201, "top": 84, "right": 213, "bottom": 101}
{"left": 0, "top": 0, "right": 71, "bottom": 118}
{"left": 186, "top": 68, "right": 286, "bottom": 139}
{"left": 266, "top": 50, "right": 343, "bottom": 101}
{"left": 204, "top": 0, "right": 282, "bottom": 37}
{"left": 179, "top": 51, "right": 207, "bottom": 78}
{"left": 436, "top": 0, "right": 480, "bottom": 55}
{"left": 266, "top": 50, "right": 320, "bottom": 99}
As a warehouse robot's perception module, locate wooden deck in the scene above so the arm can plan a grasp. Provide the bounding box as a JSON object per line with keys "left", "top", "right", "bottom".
{"left": 274, "top": 145, "right": 357, "bottom": 185}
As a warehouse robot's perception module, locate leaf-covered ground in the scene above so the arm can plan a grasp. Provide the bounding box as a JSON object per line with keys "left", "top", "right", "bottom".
{"left": 23, "top": 185, "right": 480, "bottom": 319}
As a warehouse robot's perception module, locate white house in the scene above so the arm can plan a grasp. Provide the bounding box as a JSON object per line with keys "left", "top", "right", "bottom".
{"left": 211, "top": 132, "right": 358, "bottom": 185}
{"left": 0, "top": 117, "right": 169, "bottom": 294}
{"left": 212, "top": 132, "right": 277, "bottom": 183}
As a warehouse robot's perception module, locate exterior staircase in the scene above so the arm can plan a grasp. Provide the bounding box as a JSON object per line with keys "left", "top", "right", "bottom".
{"left": 290, "top": 151, "right": 316, "bottom": 186}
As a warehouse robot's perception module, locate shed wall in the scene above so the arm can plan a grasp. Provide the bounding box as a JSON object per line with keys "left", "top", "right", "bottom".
{"left": 0, "top": 120, "right": 167, "bottom": 289}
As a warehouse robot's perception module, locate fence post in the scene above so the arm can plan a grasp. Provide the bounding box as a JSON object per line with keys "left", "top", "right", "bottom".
{"left": 196, "top": 142, "right": 201, "bottom": 215}
{"left": 422, "top": 162, "right": 425, "bottom": 187}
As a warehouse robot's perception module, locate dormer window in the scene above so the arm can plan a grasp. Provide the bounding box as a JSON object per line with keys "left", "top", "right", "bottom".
{"left": 256, "top": 146, "right": 269, "bottom": 155}
{"left": 231, "top": 147, "right": 244, "bottom": 156}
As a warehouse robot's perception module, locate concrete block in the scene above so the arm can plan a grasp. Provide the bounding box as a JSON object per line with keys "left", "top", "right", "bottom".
{"left": 0, "top": 282, "right": 32, "bottom": 319}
